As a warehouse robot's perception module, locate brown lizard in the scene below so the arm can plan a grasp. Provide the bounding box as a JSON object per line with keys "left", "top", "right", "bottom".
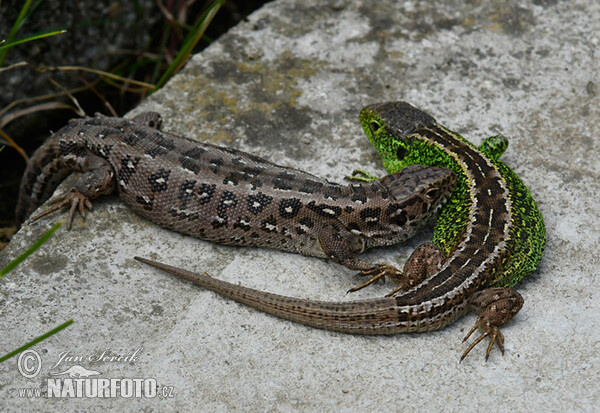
{"left": 16, "top": 112, "right": 455, "bottom": 282}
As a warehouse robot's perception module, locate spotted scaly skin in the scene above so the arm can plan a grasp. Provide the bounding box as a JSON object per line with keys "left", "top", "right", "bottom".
{"left": 16, "top": 111, "right": 456, "bottom": 283}
{"left": 134, "top": 102, "right": 545, "bottom": 361}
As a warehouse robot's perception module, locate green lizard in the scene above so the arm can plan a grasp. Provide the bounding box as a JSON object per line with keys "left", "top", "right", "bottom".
{"left": 136, "top": 102, "right": 546, "bottom": 360}
{"left": 354, "top": 101, "right": 546, "bottom": 358}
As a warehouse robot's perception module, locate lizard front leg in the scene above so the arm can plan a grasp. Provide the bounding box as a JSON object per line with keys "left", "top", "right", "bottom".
{"left": 316, "top": 224, "right": 404, "bottom": 291}
{"left": 345, "top": 169, "right": 380, "bottom": 183}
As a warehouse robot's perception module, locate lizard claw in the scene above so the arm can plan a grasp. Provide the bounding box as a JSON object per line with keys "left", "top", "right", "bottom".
{"left": 460, "top": 323, "right": 505, "bottom": 362}
{"left": 30, "top": 189, "right": 92, "bottom": 230}
{"left": 347, "top": 264, "right": 405, "bottom": 294}
{"left": 459, "top": 287, "right": 523, "bottom": 362}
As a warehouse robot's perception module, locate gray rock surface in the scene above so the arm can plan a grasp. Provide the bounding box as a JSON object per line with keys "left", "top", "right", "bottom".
{"left": 1, "top": 0, "right": 599, "bottom": 410}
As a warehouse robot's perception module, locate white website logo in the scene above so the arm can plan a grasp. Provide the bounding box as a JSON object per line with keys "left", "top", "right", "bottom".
{"left": 14, "top": 349, "right": 174, "bottom": 399}
{"left": 47, "top": 377, "right": 158, "bottom": 398}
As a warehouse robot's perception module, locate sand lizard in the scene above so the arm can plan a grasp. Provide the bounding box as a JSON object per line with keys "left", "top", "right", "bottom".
{"left": 16, "top": 111, "right": 454, "bottom": 282}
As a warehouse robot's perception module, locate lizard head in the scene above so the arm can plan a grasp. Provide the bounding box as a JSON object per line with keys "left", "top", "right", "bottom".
{"left": 384, "top": 164, "right": 457, "bottom": 229}
{"left": 360, "top": 101, "right": 439, "bottom": 174}
{"left": 385, "top": 164, "right": 456, "bottom": 204}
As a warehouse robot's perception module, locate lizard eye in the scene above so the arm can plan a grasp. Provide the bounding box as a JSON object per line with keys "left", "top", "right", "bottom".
{"left": 425, "top": 188, "right": 439, "bottom": 200}
{"left": 369, "top": 121, "right": 381, "bottom": 133}
{"left": 396, "top": 145, "right": 407, "bottom": 161}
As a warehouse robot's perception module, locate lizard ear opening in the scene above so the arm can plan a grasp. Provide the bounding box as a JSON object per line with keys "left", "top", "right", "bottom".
{"left": 396, "top": 145, "right": 407, "bottom": 161}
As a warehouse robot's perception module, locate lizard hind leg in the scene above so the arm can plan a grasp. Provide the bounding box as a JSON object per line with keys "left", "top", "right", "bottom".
{"left": 30, "top": 189, "right": 93, "bottom": 230}
{"left": 348, "top": 242, "right": 445, "bottom": 296}
{"left": 460, "top": 287, "right": 524, "bottom": 362}
{"left": 384, "top": 242, "right": 445, "bottom": 297}
{"left": 30, "top": 155, "right": 116, "bottom": 229}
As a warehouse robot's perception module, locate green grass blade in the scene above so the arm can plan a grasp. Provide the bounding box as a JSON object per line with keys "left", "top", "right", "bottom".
{"left": 0, "top": 0, "right": 35, "bottom": 66}
{"left": 154, "top": 0, "right": 225, "bottom": 90}
{"left": 0, "top": 320, "right": 74, "bottom": 364}
{"left": 0, "top": 29, "right": 67, "bottom": 51}
{"left": 0, "top": 222, "right": 62, "bottom": 278}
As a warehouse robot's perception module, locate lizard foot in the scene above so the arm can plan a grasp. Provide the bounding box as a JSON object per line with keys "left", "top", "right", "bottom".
{"left": 460, "top": 287, "right": 524, "bottom": 362}
{"left": 381, "top": 242, "right": 447, "bottom": 297}
{"left": 30, "top": 189, "right": 92, "bottom": 230}
{"left": 347, "top": 264, "right": 404, "bottom": 294}
{"left": 348, "top": 242, "right": 447, "bottom": 296}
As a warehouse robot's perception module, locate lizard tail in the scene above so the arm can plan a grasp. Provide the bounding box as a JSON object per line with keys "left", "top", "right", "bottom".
{"left": 134, "top": 256, "right": 403, "bottom": 334}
